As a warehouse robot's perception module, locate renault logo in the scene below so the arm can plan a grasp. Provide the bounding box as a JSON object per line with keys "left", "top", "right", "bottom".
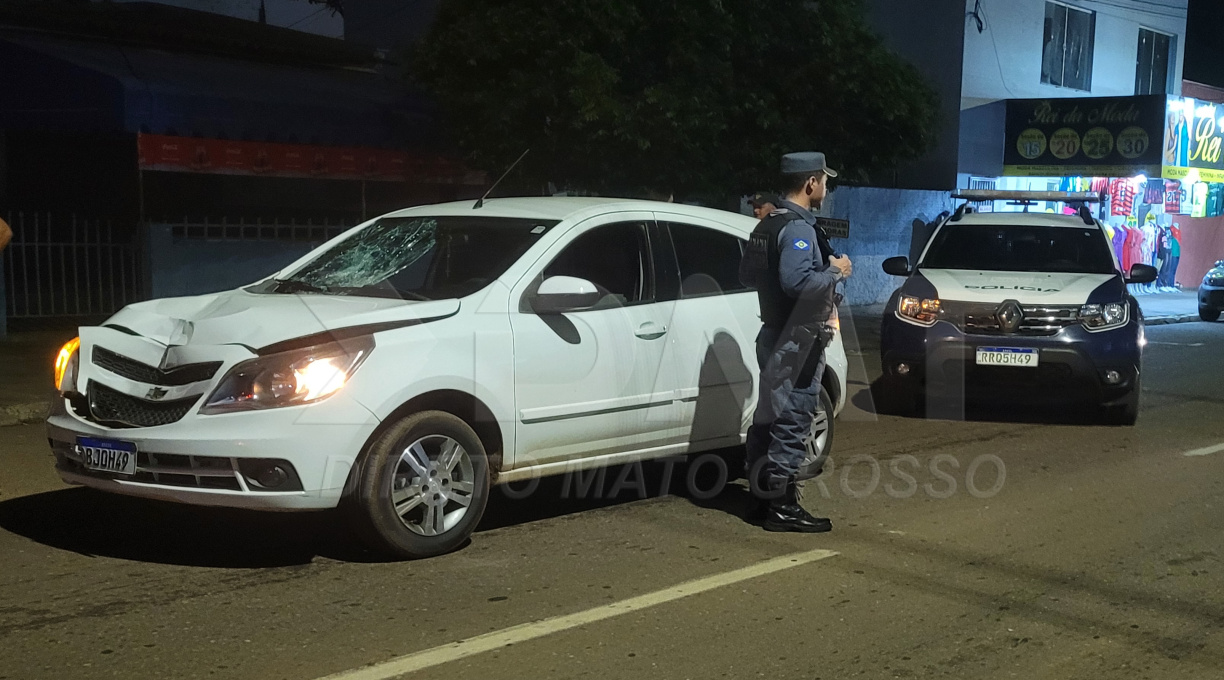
{"left": 996, "top": 300, "right": 1023, "bottom": 333}
{"left": 145, "top": 387, "right": 169, "bottom": 400}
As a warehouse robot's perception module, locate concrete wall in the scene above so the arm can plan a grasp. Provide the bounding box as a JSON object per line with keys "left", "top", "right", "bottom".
{"left": 962, "top": 0, "right": 1187, "bottom": 107}
{"left": 865, "top": 0, "right": 966, "bottom": 191}
{"left": 816, "top": 187, "right": 956, "bottom": 306}
{"left": 146, "top": 224, "right": 322, "bottom": 299}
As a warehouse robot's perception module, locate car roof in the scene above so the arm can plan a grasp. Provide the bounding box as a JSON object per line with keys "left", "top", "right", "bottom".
{"left": 380, "top": 196, "right": 757, "bottom": 232}
{"left": 947, "top": 211, "right": 1105, "bottom": 230}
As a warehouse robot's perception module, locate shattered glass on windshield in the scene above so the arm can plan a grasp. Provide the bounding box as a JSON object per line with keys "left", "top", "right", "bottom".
{"left": 261, "top": 216, "right": 557, "bottom": 301}
{"left": 293, "top": 218, "right": 439, "bottom": 290}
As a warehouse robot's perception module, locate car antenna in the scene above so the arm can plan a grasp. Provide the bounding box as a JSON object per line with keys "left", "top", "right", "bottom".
{"left": 474, "top": 148, "right": 530, "bottom": 210}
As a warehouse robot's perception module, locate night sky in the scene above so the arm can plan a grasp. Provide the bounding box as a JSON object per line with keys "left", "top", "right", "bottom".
{"left": 1185, "top": 0, "right": 1224, "bottom": 87}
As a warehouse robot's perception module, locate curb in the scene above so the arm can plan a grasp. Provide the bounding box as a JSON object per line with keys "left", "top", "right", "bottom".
{"left": 0, "top": 401, "right": 50, "bottom": 427}
{"left": 1144, "top": 314, "right": 1201, "bottom": 326}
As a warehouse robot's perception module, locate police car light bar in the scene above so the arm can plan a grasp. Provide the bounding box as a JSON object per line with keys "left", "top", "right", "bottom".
{"left": 950, "top": 190, "right": 1101, "bottom": 203}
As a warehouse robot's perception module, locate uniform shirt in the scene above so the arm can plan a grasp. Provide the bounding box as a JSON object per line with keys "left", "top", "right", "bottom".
{"left": 772, "top": 199, "right": 843, "bottom": 326}
{"left": 1164, "top": 180, "right": 1183, "bottom": 214}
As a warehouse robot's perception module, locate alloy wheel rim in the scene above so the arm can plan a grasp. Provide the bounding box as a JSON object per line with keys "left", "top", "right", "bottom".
{"left": 389, "top": 435, "right": 476, "bottom": 537}
{"left": 802, "top": 407, "right": 831, "bottom": 468}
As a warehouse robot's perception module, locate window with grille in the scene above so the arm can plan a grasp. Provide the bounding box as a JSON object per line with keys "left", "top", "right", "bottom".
{"left": 1042, "top": 2, "right": 1095, "bottom": 91}
{"left": 1135, "top": 28, "right": 1175, "bottom": 95}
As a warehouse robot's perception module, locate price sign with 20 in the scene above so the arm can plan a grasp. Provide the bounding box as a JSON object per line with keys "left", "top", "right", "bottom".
{"left": 1050, "top": 128, "right": 1082, "bottom": 160}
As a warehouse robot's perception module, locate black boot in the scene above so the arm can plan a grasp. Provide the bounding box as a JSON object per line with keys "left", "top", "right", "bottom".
{"left": 762, "top": 479, "right": 832, "bottom": 533}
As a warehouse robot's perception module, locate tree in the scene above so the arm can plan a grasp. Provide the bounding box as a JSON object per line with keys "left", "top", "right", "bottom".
{"left": 305, "top": 0, "right": 343, "bottom": 17}
{"left": 412, "top": 0, "right": 939, "bottom": 203}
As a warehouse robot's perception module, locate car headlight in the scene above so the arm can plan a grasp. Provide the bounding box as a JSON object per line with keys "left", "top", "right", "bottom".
{"left": 1080, "top": 302, "right": 1129, "bottom": 331}
{"left": 54, "top": 337, "right": 80, "bottom": 392}
{"left": 201, "top": 337, "right": 373, "bottom": 414}
{"left": 897, "top": 295, "right": 941, "bottom": 326}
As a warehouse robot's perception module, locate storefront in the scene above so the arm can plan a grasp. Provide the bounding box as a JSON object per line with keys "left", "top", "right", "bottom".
{"left": 967, "top": 93, "right": 1224, "bottom": 291}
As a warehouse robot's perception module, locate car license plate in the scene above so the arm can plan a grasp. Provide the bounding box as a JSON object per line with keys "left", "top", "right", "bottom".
{"left": 77, "top": 437, "right": 138, "bottom": 476}
{"left": 975, "top": 347, "right": 1038, "bottom": 368}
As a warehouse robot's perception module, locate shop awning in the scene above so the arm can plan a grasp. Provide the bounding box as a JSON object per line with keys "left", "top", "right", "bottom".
{"left": 0, "top": 30, "right": 432, "bottom": 149}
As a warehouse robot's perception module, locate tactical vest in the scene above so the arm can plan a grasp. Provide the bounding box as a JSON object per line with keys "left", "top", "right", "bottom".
{"left": 740, "top": 211, "right": 836, "bottom": 329}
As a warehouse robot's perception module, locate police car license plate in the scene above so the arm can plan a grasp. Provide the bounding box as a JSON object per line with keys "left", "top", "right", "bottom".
{"left": 975, "top": 347, "right": 1038, "bottom": 368}
{"left": 77, "top": 437, "right": 138, "bottom": 476}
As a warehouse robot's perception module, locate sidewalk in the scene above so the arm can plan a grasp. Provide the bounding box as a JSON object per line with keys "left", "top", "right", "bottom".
{"left": 1133, "top": 289, "right": 1202, "bottom": 324}
{"left": 0, "top": 330, "right": 73, "bottom": 426}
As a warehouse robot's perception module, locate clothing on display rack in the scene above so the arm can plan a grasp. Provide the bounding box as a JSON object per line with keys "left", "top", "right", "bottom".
{"left": 1144, "top": 179, "right": 1165, "bottom": 204}
{"left": 1192, "top": 182, "right": 1209, "bottom": 217}
{"left": 1164, "top": 180, "right": 1184, "bottom": 214}
{"left": 1111, "top": 223, "right": 1127, "bottom": 264}
{"left": 1111, "top": 178, "right": 1138, "bottom": 217}
{"left": 1208, "top": 184, "right": 1224, "bottom": 217}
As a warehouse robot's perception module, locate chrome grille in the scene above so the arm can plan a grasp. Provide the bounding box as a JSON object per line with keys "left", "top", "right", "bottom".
{"left": 87, "top": 380, "right": 200, "bottom": 428}
{"left": 940, "top": 301, "right": 1080, "bottom": 336}
{"left": 92, "top": 347, "right": 222, "bottom": 386}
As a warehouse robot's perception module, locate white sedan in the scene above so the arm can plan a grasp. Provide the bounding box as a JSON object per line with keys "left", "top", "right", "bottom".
{"left": 47, "top": 197, "right": 848, "bottom": 559}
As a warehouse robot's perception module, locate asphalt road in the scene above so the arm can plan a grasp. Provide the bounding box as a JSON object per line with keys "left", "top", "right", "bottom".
{"left": 1, "top": 320, "right": 1223, "bottom": 680}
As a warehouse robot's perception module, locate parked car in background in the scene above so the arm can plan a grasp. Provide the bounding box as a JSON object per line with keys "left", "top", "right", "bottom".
{"left": 879, "top": 191, "right": 1156, "bottom": 425}
{"left": 1199, "top": 260, "right": 1224, "bottom": 322}
{"left": 46, "top": 198, "right": 847, "bottom": 559}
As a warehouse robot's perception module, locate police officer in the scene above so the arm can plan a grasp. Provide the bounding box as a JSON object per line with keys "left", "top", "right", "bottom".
{"left": 739, "top": 152, "right": 852, "bottom": 533}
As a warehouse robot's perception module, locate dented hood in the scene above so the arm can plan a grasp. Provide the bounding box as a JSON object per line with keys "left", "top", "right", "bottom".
{"left": 104, "top": 289, "right": 461, "bottom": 350}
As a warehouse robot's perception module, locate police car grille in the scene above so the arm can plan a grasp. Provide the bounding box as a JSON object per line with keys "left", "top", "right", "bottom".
{"left": 940, "top": 302, "right": 1080, "bottom": 336}
{"left": 87, "top": 380, "right": 200, "bottom": 428}
{"left": 92, "top": 347, "right": 222, "bottom": 386}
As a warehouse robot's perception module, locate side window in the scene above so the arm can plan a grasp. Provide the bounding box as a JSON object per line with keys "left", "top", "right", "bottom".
{"left": 665, "top": 222, "right": 748, "bottom": 298}
{"left": 542, "top": 221, "right": 653, "bottom": 306}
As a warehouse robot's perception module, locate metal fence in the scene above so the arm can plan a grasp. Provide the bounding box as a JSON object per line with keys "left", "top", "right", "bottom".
{"left": 166, "top": 216, "right": 353, "bottom": 243}
{"left": 3, "top": 212, "right": 142, "bottom": 319}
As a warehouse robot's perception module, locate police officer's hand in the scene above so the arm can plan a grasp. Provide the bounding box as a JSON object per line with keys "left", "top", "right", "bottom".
{"left": 829, "top": 254, "right": 853, "bottom": 279}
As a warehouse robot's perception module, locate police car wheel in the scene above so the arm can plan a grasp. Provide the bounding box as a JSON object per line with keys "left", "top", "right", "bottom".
{"left": 1200, "top": 306, "right": 1221, "bottom": 322}
{"left": 344, "top": 411, "right": 491, "bottom": 560}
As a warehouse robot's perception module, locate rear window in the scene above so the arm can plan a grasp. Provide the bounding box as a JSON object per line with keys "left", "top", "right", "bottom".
{"left": 921, "top": 223, "right": 1116, "bottom": 275}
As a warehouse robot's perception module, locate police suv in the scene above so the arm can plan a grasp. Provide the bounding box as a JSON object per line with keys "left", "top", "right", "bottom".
{"left": 878, "top": 191, "right": 1157, "bottom": 425}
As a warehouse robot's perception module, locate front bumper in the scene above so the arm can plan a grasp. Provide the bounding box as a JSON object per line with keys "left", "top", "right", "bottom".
{"left": 1200, "top": 284, "right": 1224, "bottom": 309}
{"left": 46, "top": 392, "right": 381, "bottom": 511}
{"left": 880, "top": 309, "right": 1141, "bottom": 404}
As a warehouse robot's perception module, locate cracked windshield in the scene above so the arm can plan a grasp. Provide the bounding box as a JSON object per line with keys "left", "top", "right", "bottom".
{"left": 272, "top": 216, "right": 552, "bottom": 300}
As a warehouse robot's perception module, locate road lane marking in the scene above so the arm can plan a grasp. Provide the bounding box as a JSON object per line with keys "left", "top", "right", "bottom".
{"left": 1184, "top": 443, "right": 1224, "bottom": 457}
{"left": 316, "top": 548, "right": 839, "bottom": 680}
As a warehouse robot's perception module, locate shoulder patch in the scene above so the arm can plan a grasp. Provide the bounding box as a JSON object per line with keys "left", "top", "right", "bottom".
{"left": 792, "top": 238, "right": 812, "bottom": 251}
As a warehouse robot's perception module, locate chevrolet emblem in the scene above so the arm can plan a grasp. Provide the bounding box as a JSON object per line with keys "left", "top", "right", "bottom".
{"left": 145, "top": 387, "right": 169, "bottom": 400}
{"left": 996, "top": 300, "right": 1023, "bottom": 333}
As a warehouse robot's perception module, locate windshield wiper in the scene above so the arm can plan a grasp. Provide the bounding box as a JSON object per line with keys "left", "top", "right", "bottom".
{"left": 273, "top": 279, "right": 329, "bottom": 294}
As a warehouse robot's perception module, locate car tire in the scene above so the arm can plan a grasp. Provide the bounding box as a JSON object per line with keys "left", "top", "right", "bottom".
{"left": 345, "top": 411, "right": 491, "bottom": 559}
{"left": 796, "top": 387, "right": 835, "bottom": 481}
{"left": 1200, "top": 306, "right": 1221, "bottom": 322}
{"left": 1103, "top": 378, "right": 1140, "bottom": 427}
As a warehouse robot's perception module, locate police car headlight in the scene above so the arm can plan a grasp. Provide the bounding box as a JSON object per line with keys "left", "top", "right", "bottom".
{"left": 897, "top": 295, "right": 941, "bottom": 326}
{"left": 1079, "top": 302, "right": 1129, "bottom": 331}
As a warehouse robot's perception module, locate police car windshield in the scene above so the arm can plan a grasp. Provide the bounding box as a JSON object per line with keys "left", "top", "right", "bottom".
{"left": 252, "top": 216, "right": 555, "bottom": 300}
{"left": 921, "top": 224, "right": 1116, "bottom": 275}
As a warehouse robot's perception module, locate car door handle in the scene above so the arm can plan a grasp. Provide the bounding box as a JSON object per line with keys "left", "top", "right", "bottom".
{"left": 634, "top": 322, "right": 668, "bottom": 340}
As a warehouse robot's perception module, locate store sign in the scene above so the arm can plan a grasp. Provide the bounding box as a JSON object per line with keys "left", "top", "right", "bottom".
{"left": 1002, "top": 95, "right": 1166, "bottom": 178}
{"left": 1162, "top": 96, "right": 1224, "bottom": 183}
{"left": 137, "top": 134, "right": 485, "bottom": 185}
{"left": 816, "top": 217, "right": 849, "bottom": 239}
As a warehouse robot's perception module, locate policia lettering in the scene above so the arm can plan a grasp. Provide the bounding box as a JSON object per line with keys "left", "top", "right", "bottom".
{"left": 739, "top": 152, "right": 852, "bottom": 534}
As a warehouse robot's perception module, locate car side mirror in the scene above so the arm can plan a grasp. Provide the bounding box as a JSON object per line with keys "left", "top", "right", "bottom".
{"left": 530, "top": 276, "right": 602, "bottom": 314}
{"left": 1127, "top": 263, "right": 1158, "bottom": 284}
{"left": 882, "top": 256, "right": 912, "bottom": 277}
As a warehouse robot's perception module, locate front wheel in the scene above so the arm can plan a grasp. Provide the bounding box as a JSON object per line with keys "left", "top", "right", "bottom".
{"left": 346, "top": 411, "right": 491, "bottom": 559}
{"left": 1201, "top": 306, "right": 1221, "bottom": 322}
{"left": 796, "top": 387, "right": 835, "bottom": 481}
